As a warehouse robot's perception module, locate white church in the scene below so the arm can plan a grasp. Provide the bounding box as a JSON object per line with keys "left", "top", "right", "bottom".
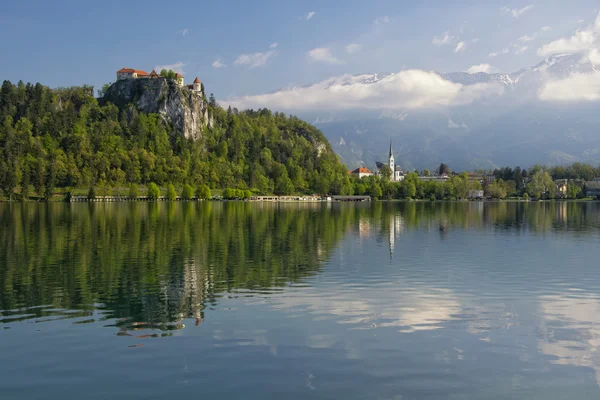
{"left": 374, "top": 141, "right": 404, "bottom": 182}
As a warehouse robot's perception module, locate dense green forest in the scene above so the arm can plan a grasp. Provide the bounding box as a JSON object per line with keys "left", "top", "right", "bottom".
{"left": 0, "top": 80, "right": 351, "bottom": 200}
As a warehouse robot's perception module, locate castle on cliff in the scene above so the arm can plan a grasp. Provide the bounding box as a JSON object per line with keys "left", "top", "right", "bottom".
{"left": 116, "top": 68, "right": 202, "bottom": 94}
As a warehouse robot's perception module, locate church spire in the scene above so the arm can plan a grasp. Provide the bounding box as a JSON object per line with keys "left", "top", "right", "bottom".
{"left": 389, "top": 140, "right": 393, "bottom": 158}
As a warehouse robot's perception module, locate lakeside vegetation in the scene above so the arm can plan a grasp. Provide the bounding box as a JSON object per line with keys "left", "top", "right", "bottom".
{"left": 0, "top": 80, "right": 599, "bottom": 202}
{"left": 0, "top": 80, "right": 351, "bottom": 201}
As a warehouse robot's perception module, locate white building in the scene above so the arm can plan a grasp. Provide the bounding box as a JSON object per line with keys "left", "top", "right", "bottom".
{"left": 374, "top": 141, "right": 404, "bottom": 182}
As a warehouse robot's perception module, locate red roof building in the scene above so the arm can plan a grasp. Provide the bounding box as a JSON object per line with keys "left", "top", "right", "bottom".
{"left": 351, "top": 167, "right": 373, "bottom": 178}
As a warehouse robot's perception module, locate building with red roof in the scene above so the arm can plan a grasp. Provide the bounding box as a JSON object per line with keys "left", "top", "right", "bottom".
{"left": 350, "top": 167, "right": 373, "bottom": 179}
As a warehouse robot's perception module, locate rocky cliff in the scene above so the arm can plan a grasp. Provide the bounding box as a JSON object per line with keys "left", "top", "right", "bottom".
{"left": 103, "top": 78, "right": 212, "bottom": 140}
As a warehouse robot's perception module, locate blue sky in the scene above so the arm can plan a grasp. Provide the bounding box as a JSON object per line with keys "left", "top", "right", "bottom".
{"left": 0, "top": 0, "right": 598, "bottom": 99}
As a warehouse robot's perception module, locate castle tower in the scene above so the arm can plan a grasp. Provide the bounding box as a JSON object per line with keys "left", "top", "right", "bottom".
{"left": 388, "top": 140, "right": 395, "bottom": 181}
{"left": 193, "top": 77, "right": 202, "bottom": 92}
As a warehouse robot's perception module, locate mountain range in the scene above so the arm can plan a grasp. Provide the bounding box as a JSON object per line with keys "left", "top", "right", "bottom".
{"left": 275, "top": 53, "right": 600, "bottom": 172}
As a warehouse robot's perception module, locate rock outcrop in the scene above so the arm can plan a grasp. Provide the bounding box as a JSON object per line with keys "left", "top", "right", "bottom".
{"left": 103, "top": 78, "right": 212, "bottom": 140}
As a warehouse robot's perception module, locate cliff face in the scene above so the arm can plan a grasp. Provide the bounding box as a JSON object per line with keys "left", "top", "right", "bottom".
{"left": 103, "top": 78, "right": 212, "bottom": 140}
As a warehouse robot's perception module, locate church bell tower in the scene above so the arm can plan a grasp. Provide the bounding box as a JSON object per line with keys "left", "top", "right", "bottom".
{"left": 388, "top": 140, "right": 395, "bottom": 180}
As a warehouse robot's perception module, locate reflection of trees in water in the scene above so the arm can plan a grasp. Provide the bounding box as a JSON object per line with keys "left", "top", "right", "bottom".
{"left": 1, "top": 201, "right": 599, "bottom": 334}
{"left": 0, "top": 202, "right": 352, "bottom": 333}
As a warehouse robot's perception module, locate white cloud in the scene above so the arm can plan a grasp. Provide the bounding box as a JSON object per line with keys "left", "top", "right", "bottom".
{"left": 374, "top": 16, "right": 390, "bottom": 25}
{"left": 233, "top": 51, "right": 275, "bottom": 68}
{"left": 177, "top": 28, "right": 188, "bottom": 36}
{"left": 539, "top": 71, "right": 600, "bottom": 102}
{"left": 432, "top": 32, "right": 454, "bottom": 46}
{"left": 345, "top": 43, "right": 361, "bottom": 54}
{"left": 154, "top": 61, "right": 186, "bottom": 74}
{"left": 541, "top": 26, "right": 552, "bottom": 32}
{"left": 304, "top": 11, "right": 316, "bottom": 20}
{"left": 514, "top": 45, "right": 529, "bottom": 54}
{"left": 226, "top": 69, "right": 504, "bottom": 112}
{"left": 537, "top": 13, "right": 600, "bottom": 57}
{"left": 536, "top": 11, "right": 600, "bottom": 102}
{"left": 269, "top": 42, "right": 278, "bottom": 49}
{"left": 467, "top": 63, "right": 493, "bottom": 74}
{"left": 307, "top": 48, "right": 345, "bottom": 65}
{"left": 212, "top": 59, "right": 225, "bottom": 69}
{"left": 519, "top": 33, "right": 537, "bottom": 42}
{"left": 454, "top": 41, "right": 466, "bottom": 53}
{"left": 502, "top": 5, "right": 534, "bottom": 18}
{"left": 589, "top": 48, "right": 600, "bottom": 65}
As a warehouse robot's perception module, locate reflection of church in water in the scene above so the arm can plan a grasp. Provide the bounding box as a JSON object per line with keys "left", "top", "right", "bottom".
{"left": 359, "top": 212, "right": 405, "bottom": 262}
{"left": 388, "top": 213, "right": 405, "bottom": 261}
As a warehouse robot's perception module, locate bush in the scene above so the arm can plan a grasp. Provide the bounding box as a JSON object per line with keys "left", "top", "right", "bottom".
{"left": 128, "top": 184, "right": 139, "bottom": 199}
{"left": 523, "top": 193, "right": 530, "bottom": 201}
{"left": 223, "top": 188, "right": 235, "bottom": 199}
{"left": 88, "top": 186, "right": 96, "bottom": 200}
{"left": 181, "top": 184, "right": 194, "bottom": 200}
{"left": 147, "top": 183, "right": 160, "bottom": 200}
{"left": 196, "top": 184, "right": 211, "bottom": 200}
{"left": 166, "top": 183, "right": 177, "bottom": 201}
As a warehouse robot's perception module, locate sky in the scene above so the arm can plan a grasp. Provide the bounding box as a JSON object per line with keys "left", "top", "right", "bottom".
{"left": 0, "top": 0, "right": 598, "bottom": 101}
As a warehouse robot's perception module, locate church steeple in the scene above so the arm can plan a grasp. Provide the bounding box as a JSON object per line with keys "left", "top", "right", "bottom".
{"left": 389, "top": 140, "right": 393, "bottom": 158}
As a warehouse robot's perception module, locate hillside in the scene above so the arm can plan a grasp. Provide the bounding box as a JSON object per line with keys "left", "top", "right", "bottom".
{"left": 229, "top": 54, "right": 600, "bottom": 171}
{"left": 0, "top": 79, "right": 351, "bottom": 200}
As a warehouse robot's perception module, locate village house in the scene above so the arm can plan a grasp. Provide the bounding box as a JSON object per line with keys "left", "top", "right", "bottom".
{"left": 116, "top": 68, "right": 195, "bottom": 90}
{"left": 350, "top": 167, "right": 374, "bottom": 179}
{"left": 555, "top": 179, "right": 568, "bottom": 197}
{"left": 585, "top": 178, "right": 600, "bottom": 198}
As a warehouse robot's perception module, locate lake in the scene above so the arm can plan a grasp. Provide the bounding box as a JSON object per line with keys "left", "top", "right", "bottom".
{"left": 2, "top": 201, "right": 600, "bottom": 399}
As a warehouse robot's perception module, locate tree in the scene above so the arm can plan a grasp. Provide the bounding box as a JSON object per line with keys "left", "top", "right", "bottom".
{"left": 380, "top": 165, "right": 392, "bottom": 182}
{"left": 196, "top": 184, "right": 211, "bottom": 200}
{"left": 87, "top": 185, "right": 96, "bottom": 200}
{"left": 209, "top": 93, "right": 217, "bottom": 109}
{"left": 147, "top": 183, "right": 161, "bottom": 200}
{"left": 21, "top": 163, "right": 30, "bottom": 201}
{"left": 0, "top": 159, "right": 21, "bottom": 201}
{"left": 44, "top": 162, "right": 56, "bottom": 200}
{"left": 527, "top": 171, "right": 555, "bottom": 199}
{"left": 438, "top": 163, "right": 450, "bottom": 175}
{"left": 160, "top": 69, "right": 168, "bottom": 77}
{"left": 181, "top": 184, "right": 194, "bottom": 200}
{"left": 567, "top": 182, "right": 582, "bottom": 199}
{"left": 422, "top": 169, "right": 431, "bottom": 176}
{"left": 97, "top": 83, "right": 111, "bottom": 98}
{"left": 400, "top": 179, "right": 416, "bottom": 199}
{"left": 128, "top": 183, "right": 139, "bottom": 199}
{"left": 167, "top": 183, "right": 177, "bottom": 200}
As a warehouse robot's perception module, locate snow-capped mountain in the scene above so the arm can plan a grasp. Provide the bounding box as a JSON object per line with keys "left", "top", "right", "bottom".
{"left": 225, "top": 53, "right": 600, "bottom": 171}
{"left": 301, "top": 54, "right": 600, "bottom": 171}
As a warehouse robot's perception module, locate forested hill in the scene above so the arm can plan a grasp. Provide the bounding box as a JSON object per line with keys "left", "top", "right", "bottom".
{"left": 0, "top": 80, "right": 352, "bottom": 199}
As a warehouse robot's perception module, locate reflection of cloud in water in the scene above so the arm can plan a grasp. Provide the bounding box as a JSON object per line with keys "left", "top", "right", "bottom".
{"left": 538, "top": 292, "right": 600, "bottom": 384}
{"left": 271, "top": 284, "right": 462, "bottom": 333}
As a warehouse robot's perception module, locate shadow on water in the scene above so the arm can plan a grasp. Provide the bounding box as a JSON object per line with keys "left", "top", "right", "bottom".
{"left": 1, "top": 201, "right": 600, "bottom": 337}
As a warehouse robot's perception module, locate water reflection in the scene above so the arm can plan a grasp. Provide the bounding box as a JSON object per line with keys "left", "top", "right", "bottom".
{"left": 3, "top": 201, "right": 600, "bottom": 398}
{"left": 2, "top": 201, "right": 600, "bottom": 335}
{"left": 539, "top": 292, "right": 600, "bottom": 384}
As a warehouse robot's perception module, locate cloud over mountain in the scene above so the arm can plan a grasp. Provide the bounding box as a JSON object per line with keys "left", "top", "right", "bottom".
{"left": 226, "top": 70, "right": 504, "bottom": 112}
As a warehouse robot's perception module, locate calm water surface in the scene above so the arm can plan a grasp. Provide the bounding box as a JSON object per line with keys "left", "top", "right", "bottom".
{"left": 2, "top": 201, "right": 600, "bottom": 399}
